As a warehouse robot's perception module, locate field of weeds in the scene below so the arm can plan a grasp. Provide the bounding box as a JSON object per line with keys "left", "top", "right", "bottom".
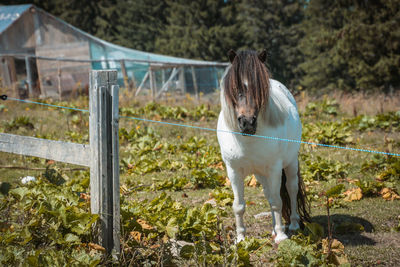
{"left": 1, "top": 91, "right": 400, "bottom": 266}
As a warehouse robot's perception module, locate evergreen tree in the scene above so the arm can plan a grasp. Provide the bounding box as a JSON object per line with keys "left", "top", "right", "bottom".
{"left": 94, "top": 0, "right": 120, "bottom": 43}
{"left": 298, "top": 0, "right": 400, "bottom": 92}
{"left": 155, "top": 0, "right": 231, "bottom": 61}
{"left": 235, "top": 0, "right": 306, "bottom": 87}
{"left": 115, "top": 0, "right": 167, "bottom": 52}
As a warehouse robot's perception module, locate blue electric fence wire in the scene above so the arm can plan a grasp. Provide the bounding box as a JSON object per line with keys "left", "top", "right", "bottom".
{"left": 120, "top": 115, "right": 400, "bottom": 157}
{"left": 6, "top": 97, "right": 89, "bottom": 113}
{"left": 3, "top": 95, "right": 400, "bottom": 157}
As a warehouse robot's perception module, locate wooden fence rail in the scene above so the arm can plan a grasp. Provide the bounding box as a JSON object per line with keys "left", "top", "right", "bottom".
{"left": 0, "top": 70, "right": 121, "bottom": 258}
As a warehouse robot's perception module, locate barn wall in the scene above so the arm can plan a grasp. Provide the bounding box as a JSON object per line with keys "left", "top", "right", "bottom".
{"left": 33, "top": 9, "right": 91, "bottom": 97}
{"left": 36, "top": 42, "right": 91, "bottom": 97}
{"left": 0, "top": 9, "right": 35, "bottom": 52}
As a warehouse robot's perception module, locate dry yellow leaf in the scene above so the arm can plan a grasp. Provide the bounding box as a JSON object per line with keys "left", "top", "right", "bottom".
{"left": 224, "top": 177, "right": 231, "bottom": 187}
{"left": 346, "top": 178, "right": 358, "bottom": 184}
{"left": 153, "top": 144, "right": 163, "bottom": 151}
{"left": 380, "top": 188, "right": 400, "bottom": 201}
{"left": 88, "top": 242, "right": 105, "bottom": 252}
{"left": 322, "top": 238, "right": 344, "bottom": 254}
{"left": 322, "top": 238, "right": 348, "bottom": 264}
{"left": 130, "top": 231, "right": 142, "bottom": 242}
{"left": 343, "top": 187, "right": 362, "bottom": 201}
{"left": 162, "top": 235, "right": 169, "bottom": 243}
{"left": 210, "top": 161, "right": 224, "bottom": 170}
{"left": 137, "top": 219, "right": 153, "bottom": 230}
{"left": 120, "top": 184, "right": 129, "bottom": 194}
{"left": 183, "top": 182, "right": 193, "bottom": 189}
{"left": 152, "top": 114, "right": 161, "bottom": 121}
{"left": 79, "top": 192, "right": 90, "bottom": 200}
{"left": 247, "top": 175, "right": 259, "bottom": 187}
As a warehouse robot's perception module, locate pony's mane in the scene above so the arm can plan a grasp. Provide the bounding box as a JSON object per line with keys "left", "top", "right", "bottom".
{"left": 221, "top": 50, "right": 288, "bottom": 130}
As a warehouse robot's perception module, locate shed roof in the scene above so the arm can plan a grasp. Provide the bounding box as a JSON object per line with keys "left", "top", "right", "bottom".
{"left": 0, "top": 4, "right": 32, "bottom": 34}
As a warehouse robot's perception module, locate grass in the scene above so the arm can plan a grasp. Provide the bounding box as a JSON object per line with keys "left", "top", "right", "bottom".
{"left": 1, "top": 90, "right": 400, "bottom": 266}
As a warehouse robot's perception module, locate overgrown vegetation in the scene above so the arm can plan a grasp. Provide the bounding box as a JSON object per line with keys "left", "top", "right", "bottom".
{"left": 0, "top": 172, "right": 101, "bottom": 266}
{"left": 1, "top": 96, "right": 400, "bottom": 266}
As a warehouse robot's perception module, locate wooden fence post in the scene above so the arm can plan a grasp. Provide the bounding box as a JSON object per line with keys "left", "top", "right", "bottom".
{"left": 89, "top": 70, "right": 120, "bottom": 258}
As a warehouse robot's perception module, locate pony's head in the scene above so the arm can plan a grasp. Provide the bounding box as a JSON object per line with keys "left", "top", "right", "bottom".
{"left": 223, "top": 49, "right": 270, "bottom": 135}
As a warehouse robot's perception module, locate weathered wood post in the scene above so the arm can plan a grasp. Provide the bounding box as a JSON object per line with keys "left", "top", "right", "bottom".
{"left": 57, "top": 60, "right": 62, "bottom": 101}
{"left": 25, "top": 56, "right": 33, "bottom": 97}
{"left": 191, "top": 66, "right": 199, "bottom": 101}
{"left": 89, "top": 70, "right": 120, "bottom": 258}
{"left": 119, "top": 60, "right": 131, "bottom": 91}
{"left": 149, "top": 66, "right": 156, "bottom": 101}
{"left": 179, "top": 67, "right": 186, "bottom": 94}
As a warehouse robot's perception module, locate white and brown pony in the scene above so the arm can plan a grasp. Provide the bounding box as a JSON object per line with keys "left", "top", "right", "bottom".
{"left": 217, "top": 50, "right": 310, "bottom": 243}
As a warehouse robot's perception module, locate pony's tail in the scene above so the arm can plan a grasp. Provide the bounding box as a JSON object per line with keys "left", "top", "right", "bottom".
{"left": 280, "top": 161, "right": 311, "bottom": 225}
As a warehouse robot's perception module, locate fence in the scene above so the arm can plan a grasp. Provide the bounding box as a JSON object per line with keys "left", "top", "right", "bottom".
{"left": 0, "top": 54, "right": 228, "bottom": 101}
{"left": 0, "top": 70, "right": 121, "bottom": 257}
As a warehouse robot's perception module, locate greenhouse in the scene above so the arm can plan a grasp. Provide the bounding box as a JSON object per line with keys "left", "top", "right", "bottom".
{"left": 0, "top": 4, "right": 228, "bottom": 99}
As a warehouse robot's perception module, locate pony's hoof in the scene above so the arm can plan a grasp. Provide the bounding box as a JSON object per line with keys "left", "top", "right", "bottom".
{"left": 235, "top": 235, "right": 245, "bottom": 244}
{"left": 288, "top": 222, "right": 300, "bottom": 232}
{"left": 274, "top": 233, "right": 288, "bottom": 244}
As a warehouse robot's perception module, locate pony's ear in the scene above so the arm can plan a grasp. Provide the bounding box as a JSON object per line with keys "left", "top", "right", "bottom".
{"left": 258, "top": 49, "right": 267, "bottom": 63}
{"left": 228, "top": 49, "right": 237, "bottom": 63}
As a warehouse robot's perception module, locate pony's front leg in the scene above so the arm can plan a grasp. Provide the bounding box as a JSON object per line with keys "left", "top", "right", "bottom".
{"left": 226, "top": 164, "right": 246, "bottom": 243}
{"left": 264, "top": 163, "right": 288, "bottom": 243}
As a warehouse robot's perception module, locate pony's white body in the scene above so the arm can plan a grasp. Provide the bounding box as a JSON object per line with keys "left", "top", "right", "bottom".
{"left": 217, "top": 79, "right": 302, "bottom": 243}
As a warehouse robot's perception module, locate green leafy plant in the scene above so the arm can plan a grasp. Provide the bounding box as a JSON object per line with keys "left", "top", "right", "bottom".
{"left": 348, "top": 111, "right": 400, "bottom": 132}
{"left": 190, "top": 168, "right": 224, "bottom": 189}
{"left": 0, "top": 173, "right": 101, "bottom": 266}
{"left": 304, "top": 98, "right": 339, "bottom": 117}
{"left": 149, "top": 176, "right": 189, "bottom": 191}
{"left": 4, "top": 116, "right": 34, "bottom": 131}
{"left": 362, "top": 154, "right": 400, "bottom": 182}
{"left": 302, "top": 121, "right": 353, "bottom": 145}
{"left": 302, "top": 156, "right": 348, "bottom": 182}
{"left": 209, "top": 188, "right": 234, "bottom": 206}
{"left": 65, "top": 130, "right": 89, "bottom": 143}
{"left": 120, "top": 102, "right": 217, "bottom": 122}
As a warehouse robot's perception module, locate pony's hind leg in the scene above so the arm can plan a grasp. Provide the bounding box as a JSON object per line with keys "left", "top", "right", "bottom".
{"left": 284, "top": 160, "right": 300, "bottom": 231}
{"left": 258, "top": 162, "right": 288, "bottom": 243}
{"left": 226, "top": 164, "right": 246, "bottom": 242}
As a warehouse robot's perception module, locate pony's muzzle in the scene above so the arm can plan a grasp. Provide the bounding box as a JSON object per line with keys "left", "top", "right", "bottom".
{"left": 238, "top": 115, "right": 257, "bottom": 135}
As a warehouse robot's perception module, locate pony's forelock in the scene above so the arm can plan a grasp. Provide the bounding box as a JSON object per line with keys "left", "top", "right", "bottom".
{"left": 223, "top": 50, "right": 270, "bottom": 110}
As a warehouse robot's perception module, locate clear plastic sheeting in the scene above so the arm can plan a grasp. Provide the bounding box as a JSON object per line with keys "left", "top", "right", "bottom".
{"left": 0, "top": 4, "right": 228, "bottom": 99}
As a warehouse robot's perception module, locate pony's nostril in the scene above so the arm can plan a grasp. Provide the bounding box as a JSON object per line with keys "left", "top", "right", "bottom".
{"left": 238, "top": 116, "right": 246, "bottom": 128}
{"left": 251, "top": 116, "right": 257, "bottom": 125}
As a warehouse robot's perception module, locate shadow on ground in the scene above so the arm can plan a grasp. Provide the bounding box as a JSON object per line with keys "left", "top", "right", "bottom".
{"left": 312, "top": 214, "right": 375, "bottom": 246}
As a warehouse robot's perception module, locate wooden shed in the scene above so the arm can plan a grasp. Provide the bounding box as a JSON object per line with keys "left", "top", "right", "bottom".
{"left": 0, "top": 4, "right": 227, "bottom": 99}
